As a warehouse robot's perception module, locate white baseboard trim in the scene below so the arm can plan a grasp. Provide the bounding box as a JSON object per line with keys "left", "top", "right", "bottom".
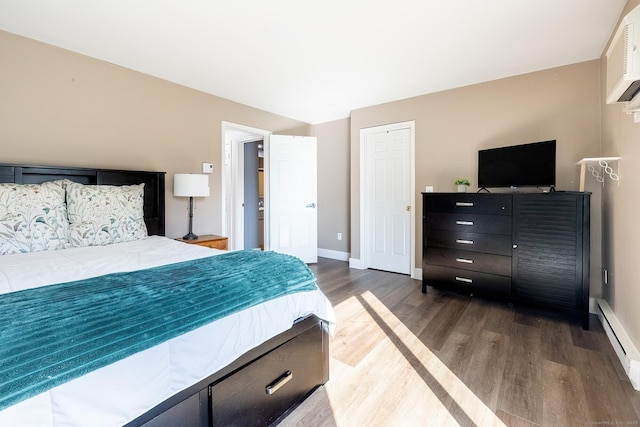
{"left": 348, "top": 258, "right": 366, "bottom": 270}
{"left": 317, "top": 248, "right": 350, "bottom": 262}
{"left": 413, "top": 267, "right": 422, "bottom": 280}
{"left": 596, "top": 299, "right": 640, "bottom": 391}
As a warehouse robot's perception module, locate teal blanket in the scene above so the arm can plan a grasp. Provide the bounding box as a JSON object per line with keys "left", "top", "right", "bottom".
{"left": 0, "top": 250, "right": 317, "bottom": 410}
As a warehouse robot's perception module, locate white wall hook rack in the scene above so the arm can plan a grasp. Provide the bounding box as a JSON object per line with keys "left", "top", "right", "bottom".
{"left": 576, "top": 157, "right": 621, "bottom": 191}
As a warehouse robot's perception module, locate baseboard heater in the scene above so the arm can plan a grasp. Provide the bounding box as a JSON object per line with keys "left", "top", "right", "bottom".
{"left": 596, "top": 299, "right": 640, "bottom": 391}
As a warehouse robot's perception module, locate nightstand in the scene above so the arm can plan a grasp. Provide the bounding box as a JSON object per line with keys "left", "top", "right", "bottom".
{"left": 176, "top": 234, "right": 228, "bottom": 250}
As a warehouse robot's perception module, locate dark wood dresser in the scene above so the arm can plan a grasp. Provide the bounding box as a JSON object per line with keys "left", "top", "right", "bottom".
{"left": 422, "top": 192, "right": 591, "bottom": 329}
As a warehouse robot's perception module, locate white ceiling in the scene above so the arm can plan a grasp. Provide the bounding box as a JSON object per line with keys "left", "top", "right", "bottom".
{"left": 0, "top": 0, "right": 627, "bottom": 124}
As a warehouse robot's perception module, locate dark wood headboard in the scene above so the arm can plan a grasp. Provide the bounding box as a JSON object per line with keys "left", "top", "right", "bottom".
{"left": 0, "top": 163, "right": 166, "bottom": 236}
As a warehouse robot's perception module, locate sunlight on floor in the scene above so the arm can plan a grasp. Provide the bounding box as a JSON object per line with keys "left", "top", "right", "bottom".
{"left": 360, "top": 291, "right": 505, "bottom": 426}
{"left": 285, "top": 291, "right": 507, "bottom": 426}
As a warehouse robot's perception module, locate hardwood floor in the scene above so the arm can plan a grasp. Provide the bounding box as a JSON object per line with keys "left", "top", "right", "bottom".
{"left": 281, "top": 258, "right": 640, "bottom": 427}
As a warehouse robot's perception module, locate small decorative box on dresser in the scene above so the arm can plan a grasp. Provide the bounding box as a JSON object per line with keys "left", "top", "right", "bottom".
{"left": 176, "top": 234, "right": 228, "bottom": 250}
{"left": 422, "top": 192, "right": 591, "bottom": 329}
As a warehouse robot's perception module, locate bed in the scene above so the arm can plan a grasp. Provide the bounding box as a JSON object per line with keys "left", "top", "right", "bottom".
{"left": 0, "top": 163, "right": 335, "bottom": 426}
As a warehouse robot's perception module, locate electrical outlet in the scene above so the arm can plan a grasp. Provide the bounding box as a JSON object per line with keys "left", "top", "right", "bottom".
{"left": 337, "top": 232, "right": 342, "bottom": 241}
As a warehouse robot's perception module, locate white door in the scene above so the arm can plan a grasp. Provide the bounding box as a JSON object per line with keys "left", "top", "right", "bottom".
{"left": 364, "top": 126, "right": 412, "bottom": 274}
{"left": 269, "top": 135, "right": 318, "bottom": 263}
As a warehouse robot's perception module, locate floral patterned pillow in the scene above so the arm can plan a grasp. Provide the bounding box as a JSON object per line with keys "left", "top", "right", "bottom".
{"left": 0, "top": 180, "right": 70, "bottom": 255}
{"left": 66, "top": 182, "right": 147, "bottom": 247}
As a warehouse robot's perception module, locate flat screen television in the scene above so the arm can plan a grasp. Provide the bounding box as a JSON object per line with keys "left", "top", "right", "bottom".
{"left": 477, "top": 140, "right": 556, "bottom": 190}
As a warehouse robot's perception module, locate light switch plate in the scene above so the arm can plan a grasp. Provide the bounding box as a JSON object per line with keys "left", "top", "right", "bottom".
{"left": 202, "top": 162, "right": 213, "bottom": 174}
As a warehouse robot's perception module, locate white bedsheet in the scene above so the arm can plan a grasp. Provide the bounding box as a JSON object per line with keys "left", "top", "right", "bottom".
{"left": 0, "top": 236, "right": 336, "bottom": 426}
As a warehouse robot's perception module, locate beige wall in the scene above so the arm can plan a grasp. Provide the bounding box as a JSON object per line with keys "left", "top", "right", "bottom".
{"left": 601, "top": 0, "right": 640, "bottom": 357}
{"left": 0, "top": 30, "right": 311, "bottom": 239}
{"left": 313, "top": 118, "right": 350, "bottom": 253}
{"left": 350, "top": 61, "right": 603, "bottom": 293}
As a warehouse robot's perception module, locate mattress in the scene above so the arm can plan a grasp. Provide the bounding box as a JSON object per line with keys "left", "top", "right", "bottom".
{"left": 0, "top": 236, "right": 336, "bottom": 426}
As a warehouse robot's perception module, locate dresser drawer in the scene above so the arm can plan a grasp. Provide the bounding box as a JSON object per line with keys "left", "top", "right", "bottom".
{"left": 423, "top": 264, "right": 512, "bottom": 296}
{"left": 425, "top": 229, "right": 512, "bottom": 256}
{"left": 424, "top": 247, "right": 511, "bottom": 276}
{"left": 425, "top": 212, "right": 512, "bottom": 235}
{"left": 210, "top": 323, "right": 324, "bottom": 426}
{"left": 424, "top": 194, "right": 511, "bottom": 215}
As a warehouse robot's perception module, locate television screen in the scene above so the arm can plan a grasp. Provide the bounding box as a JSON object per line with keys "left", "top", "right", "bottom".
{"left": 478, "top": 140, "right": 556, "bottom": 189}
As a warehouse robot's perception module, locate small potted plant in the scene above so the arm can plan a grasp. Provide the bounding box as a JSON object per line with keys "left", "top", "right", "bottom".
{"left": 455, "top": 178, "right": 470, "bottom": 193}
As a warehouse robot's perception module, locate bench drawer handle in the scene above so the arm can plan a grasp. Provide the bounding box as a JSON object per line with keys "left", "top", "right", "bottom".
{"left": 455, "top": 202, "right": 474, "bottom": 207}
{"left": 456, "top": 221, "right": 474, "bottom": 226}
{"left": 456, "top": 239, "right": 474, "bottom": 245}
{"left": 266, "top": 370, "right": 293, "bottom": 395}
{"left": 455, "top": 276, "right": 473, "bottom": 284}
{"left": 456, "top": 258, "right": 474, "bottom": 264}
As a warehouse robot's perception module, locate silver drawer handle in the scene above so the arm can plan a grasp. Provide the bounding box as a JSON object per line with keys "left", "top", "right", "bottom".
{"left": 456, "top": 239, "right": 474, "bottom": 245}
{"left": 455, "top": 202, "right": 474, "bottom": 207}
{"left": 455, "top": 276, "right": 473, "bottom": 284}
{"left": 456, "top": 258, "right": 474, "bottom": 264}
{"left": 456, "top": 221, "right": 474, "bottom": 226}
{"left": 265, "top": 370, "right": 293, "bottom": 395}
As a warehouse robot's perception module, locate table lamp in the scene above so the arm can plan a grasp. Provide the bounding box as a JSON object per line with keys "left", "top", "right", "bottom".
{"left": 174, "top": 173, "right": 210, "bottom": 240}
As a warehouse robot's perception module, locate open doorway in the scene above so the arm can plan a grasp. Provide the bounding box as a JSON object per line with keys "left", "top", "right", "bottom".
{"left": 243, "top": 140, "right": 264, "bottom": 250}
{"left": 222, "top": 123, "right": 318, "bottom": 263}
{"left": 221, "top": 122, "right": 271, "bottom": 251}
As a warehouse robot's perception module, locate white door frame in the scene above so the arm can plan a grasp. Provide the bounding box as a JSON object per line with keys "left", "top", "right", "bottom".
{"left": 221, "top": 121, "right": 271, "bottom": 251}
{"left": 359, "top": 121, "right": 416, "bottom": 277}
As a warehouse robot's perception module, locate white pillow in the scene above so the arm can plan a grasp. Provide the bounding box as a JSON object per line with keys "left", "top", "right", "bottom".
{"left": 66, "top": 181, "right": 147, "bottom": 247}
{"left": 0, "top": 180, "right": 70, "bottom": 255}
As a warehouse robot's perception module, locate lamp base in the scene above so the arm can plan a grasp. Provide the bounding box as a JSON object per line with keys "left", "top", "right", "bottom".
{"left": 182, "top": 232, "right": 199, "bottom": 240}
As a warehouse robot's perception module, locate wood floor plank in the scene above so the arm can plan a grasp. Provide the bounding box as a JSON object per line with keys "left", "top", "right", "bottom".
{"left": 496, "top": 409, "right": 542, "bottom": 427}
{"left": 496, "top": 322, "right": 542, "bottom": 425}
{"left": 541, "top": 360, "right": 589, "bottom": 426}
{"left": 482, "top": 300, "right": 516, "bottom": 336}
{"left": 434, "top": 330, "right": 476, "bottom": 379}
{"left": 392, "top": 291, "right": 450, "bottom": 340}
{"left": 573, "top": 346, "right": 639, "bottom": 424}
{"left": 417, "top": 293, "right": 469, "bottom": 351}
{"left": 450, "top": 297, "right": 489, "bottom": 336}
{"left": 329, "top": 298, "right": 389, "bottom": 367}
{"left": 539, "top": 315, "right": 576, "bottom": 367}
{"left": 456, "top": 329, "right": 510, "bottom": 411}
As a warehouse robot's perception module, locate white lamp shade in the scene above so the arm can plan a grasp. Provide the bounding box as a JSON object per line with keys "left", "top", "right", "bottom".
{"left": 173, "top": 174, "right": 210, "bottom": 197}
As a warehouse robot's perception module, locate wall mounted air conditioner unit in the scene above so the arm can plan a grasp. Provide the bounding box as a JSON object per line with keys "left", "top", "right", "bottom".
{"left": 606, "top": 4, "right": 640, "bottom": 104}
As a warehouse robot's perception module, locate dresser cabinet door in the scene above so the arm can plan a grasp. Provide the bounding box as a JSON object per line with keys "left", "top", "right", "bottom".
{"left": 512, "top": 193, "right": 589, "bottom": 312}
